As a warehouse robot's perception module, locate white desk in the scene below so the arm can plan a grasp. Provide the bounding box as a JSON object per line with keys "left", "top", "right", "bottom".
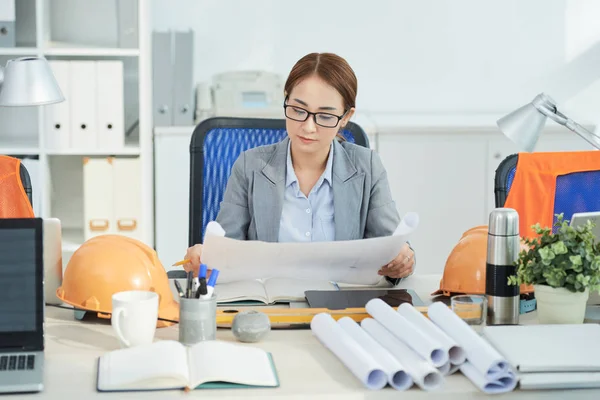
{"left": 11, "top": 275, "right": 600, "bottom": 399}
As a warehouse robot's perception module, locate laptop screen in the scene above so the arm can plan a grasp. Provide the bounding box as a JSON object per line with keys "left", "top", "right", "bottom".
{"left": 0, "top": 219, "right": 43, "bottom": 351}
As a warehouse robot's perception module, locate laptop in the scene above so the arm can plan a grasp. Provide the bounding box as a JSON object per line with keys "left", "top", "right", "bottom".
{"left": 569, "top": 212, "right": 600, "bottom": 305}
{"left": 0, "top": 218, "right": 44, "bottom": 393}
{"left": 569, "top": 211, "right": 600, "bottom": 241}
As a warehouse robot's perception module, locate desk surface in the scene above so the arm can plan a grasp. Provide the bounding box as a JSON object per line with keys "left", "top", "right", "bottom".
{"left": 11, "top": 274, "right": 600, "bottom": 399}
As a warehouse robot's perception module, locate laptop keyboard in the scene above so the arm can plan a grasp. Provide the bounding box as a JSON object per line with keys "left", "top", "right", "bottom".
{"left": 0, "top": 355, "right": 35, "bottom": 371}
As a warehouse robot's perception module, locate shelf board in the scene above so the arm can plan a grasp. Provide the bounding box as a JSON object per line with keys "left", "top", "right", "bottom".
{"left": 0, "top": 137, "right": 40, "bottom": 155}
{"left": 0, "top": 47, "right": 39, "bottom": 56}
{"left": 43, "top": 42, "right": 139, "bottom": 57}
{"left": 46, "top": 146, "right": 140, "bottom": 156}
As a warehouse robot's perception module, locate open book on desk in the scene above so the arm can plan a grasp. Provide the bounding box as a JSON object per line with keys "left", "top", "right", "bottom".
{"left": 215, "top": 277, "right": 338, "bottom": 304}
{"left": 97, "top": 340, "right": 279, "bottom": 392}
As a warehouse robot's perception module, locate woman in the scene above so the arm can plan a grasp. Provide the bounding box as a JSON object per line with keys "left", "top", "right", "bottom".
{"left": 183, "top": 52, "right": 414, "bottom": 284}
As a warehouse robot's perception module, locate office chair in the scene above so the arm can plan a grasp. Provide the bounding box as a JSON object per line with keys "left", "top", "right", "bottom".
{"left": 188, "top": 116, "right": 370, "bottom": 247}
{"left": 19, "top": 162, "right": 33, "bottom": 207}
{"left": 494, "top": 152, "right": 600, "bottom": 233}
{"left": 0, "top": 155, "right": 34, "bottom": 210}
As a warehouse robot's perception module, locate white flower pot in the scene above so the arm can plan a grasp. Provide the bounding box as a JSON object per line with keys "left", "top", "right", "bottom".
{"left": 534, "top": 284, "right": 589, "bottom": 324}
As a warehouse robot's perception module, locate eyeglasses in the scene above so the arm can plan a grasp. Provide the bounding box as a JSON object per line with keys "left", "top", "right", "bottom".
{"left": 283, "top": 101, "right": 348, "bottom": 128}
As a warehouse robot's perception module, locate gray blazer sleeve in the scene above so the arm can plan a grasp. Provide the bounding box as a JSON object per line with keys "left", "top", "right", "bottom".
{"left": 215, "top": 152, "right": 250, "bottom": 240}
{"left": 364, "top": 151, "right": 401, "bottom": 238}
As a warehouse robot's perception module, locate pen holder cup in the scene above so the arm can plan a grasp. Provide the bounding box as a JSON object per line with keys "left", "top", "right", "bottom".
{"left": 178, "top": 295, "right": 217, "bottom": 345}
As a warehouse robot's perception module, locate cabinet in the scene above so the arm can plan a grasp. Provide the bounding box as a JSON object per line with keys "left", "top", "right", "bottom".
{"left": 0, "top": 0, "right": 153, "bottom": 261}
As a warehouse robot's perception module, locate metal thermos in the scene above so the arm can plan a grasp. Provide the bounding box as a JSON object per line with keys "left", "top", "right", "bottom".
{"left": 486, "top": 208, "right": 520, "bottom": 325}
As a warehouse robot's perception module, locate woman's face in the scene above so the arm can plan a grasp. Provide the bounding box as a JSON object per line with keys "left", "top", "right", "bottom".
{"left": 284, "top": 75, "right": 354, "bottom": 156}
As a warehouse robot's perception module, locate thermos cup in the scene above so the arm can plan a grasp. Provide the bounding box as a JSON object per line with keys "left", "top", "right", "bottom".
{"left": 486, "top": 208, "right": 520, "bottom": 325}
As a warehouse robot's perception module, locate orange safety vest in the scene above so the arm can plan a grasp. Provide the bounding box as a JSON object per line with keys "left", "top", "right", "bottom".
{"left": 504, "top": 151, "right": 600, "bottom": 238}
{"left": 0, "top": 155, "right": 35, "bottom": 218}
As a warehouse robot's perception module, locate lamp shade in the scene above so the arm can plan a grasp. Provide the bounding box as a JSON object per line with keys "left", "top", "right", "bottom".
{"left": 0, "top": 57, "right": 65, "bottom": 106}
{"left": 497, "top": 102, "right": 547, "bottom": 152}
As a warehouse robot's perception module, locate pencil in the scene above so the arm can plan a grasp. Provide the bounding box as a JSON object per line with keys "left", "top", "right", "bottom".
{"left": 172, "top": 259, "right": 190, "bottom": 266}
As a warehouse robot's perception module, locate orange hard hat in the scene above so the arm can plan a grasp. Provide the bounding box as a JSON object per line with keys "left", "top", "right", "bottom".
{"left": 57, "top": 235, "right": 178, "bottom": 327}
{"left": 432, "top": 225, "right": 533, "bottom": 296}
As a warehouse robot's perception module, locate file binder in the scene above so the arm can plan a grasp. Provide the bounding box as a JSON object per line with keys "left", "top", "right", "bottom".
{"left": 83, "top": 157, "right": 114, "bottom": 240}
{"left": 96, "top": 61, "right": 125, "bottom": 149}
{"left": 45, "top": 61, "right": 71, "bottom": 150}
{"left": 116, "top": 0, "right": 138, "bottom": 48}
{"left": 0, "top": 0, "right": 15, "bottom": 47}
{"left": 112, "top": 157, "right": 142, "bottom": 241}
{"left": 70, "top": 61, "right": 98, "bottom": 150}
{"left": 152, "top": 31, "right": 173, "bottom": 126}
{"left": 172, "top": 30, "right": 194, "bottom": 126}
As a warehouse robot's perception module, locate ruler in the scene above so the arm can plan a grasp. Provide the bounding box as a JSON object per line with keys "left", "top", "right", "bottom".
{"left": 216, "top": 305, "right": 480, "bottom": 328}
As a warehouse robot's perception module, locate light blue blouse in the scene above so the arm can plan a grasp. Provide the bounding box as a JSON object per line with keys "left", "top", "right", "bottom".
{"left": 278, "top": 141, "right": 335, "bottom": 242}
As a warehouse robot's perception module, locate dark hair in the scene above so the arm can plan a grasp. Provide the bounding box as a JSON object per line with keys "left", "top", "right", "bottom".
{"left": 284, "top": 53, "right": 357, "bottom": 139}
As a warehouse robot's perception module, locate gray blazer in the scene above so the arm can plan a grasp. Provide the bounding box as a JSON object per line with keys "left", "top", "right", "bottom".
{"left": 215, "top": 136, "right": 402, "bottom": 242}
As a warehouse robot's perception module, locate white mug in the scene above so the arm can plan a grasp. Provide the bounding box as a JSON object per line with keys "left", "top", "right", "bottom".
{"left": 111, "top": 291, "right": 159, "bottom": 348}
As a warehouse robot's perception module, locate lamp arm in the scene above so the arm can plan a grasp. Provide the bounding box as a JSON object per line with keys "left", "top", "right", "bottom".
{"left": 565, "top": 120, "right": 600, "bottom": 150}
{"left": 537, "top": 104, "right": 600, "bottom": 150}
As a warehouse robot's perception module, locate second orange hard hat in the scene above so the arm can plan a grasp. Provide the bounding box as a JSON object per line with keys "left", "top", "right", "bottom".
{"left": 56, "top": 234, "right": 179, "bottom": 327}
{"left": 433, "top": 225, "right": 533, "bottom": 296}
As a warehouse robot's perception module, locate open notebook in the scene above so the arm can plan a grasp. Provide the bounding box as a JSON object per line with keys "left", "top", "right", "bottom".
{"left": 215, "top": 277, "right": 338, "bottom": 304}
{"left": 97, "top": 340, "right": 279, "bottom": 392}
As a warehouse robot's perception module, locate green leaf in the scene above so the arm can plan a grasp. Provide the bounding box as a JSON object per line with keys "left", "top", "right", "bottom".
{"left": 512, "top": 213, "right": 600, "bottom": 293}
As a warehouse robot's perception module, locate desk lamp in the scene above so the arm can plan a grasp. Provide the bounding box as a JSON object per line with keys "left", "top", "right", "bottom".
{"left": 497, "top": 93, "right": 600, "bottom": 151}
{"left": 0, "top": 57, "right": 64, "bottom": 106}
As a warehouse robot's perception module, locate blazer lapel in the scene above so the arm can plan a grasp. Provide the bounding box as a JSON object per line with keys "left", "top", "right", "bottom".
{"left": 333, "top": 140, "right": 365, "bottom": 241}
{"left": 253, "top": 138, "right": 287, "bottom": 242}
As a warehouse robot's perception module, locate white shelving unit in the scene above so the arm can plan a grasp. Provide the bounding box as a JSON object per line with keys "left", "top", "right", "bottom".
{"left": 0, "top": 0, "right": 154, "bottom": 259}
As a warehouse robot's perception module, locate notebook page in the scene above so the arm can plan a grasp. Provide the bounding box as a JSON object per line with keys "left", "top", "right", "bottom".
{"left": 188, "top": 340, "right": 278, "bottom": 388}
{"left": 97, "top": 340, "right": 188, "bottom": 390}
{"left": 215, "top": 279, "right": 268, "bottom": 303}
{"left": 264, "top": 278, "right": 336, "bottom": 302}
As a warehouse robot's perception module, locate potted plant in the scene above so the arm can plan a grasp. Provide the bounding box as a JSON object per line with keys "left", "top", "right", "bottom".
{"left": 508, "top": 213, "right": 600, "bottom": 324}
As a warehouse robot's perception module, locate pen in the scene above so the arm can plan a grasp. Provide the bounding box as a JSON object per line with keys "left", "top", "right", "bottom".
{"left": 199, "top": 263, "right": 208, "bottom": 279}
{"left": 201, "top": 269, "right": 219, "bottom": 299}
{"left": 172, "top": 259, "right": 191, "bottom": 267}
{"left": 185, "top": 271, "right": 193, "bottom": 298}
{"left": 195, "top": 277, "right": 207, "bottom": 299}
{"left": 173, "top": 280, "right": 184, "bottom": 298}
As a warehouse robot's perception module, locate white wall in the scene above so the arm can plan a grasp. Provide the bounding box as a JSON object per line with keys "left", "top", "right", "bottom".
{"left": 152, "top": 0, "right": 600, "bottom": 121}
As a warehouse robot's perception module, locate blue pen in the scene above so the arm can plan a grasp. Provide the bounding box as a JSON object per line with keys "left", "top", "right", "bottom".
{"left": 199, "top": 263, "right": 208, "bottom": 279}
{"left": 207, "top": 269, "right": 219, "bottom": 287}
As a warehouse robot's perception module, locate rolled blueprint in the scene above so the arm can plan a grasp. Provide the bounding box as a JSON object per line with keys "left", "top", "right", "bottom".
{"left": 361, "top": 318, "right": 444, "bottom": 391}
{"left": 460, "top": 361, "right": 518, "bottom": 394}
{"left": 397, "top": 303, "right": 466, "bottom": 365}
{"left": 448, "top": 363, "right": 461, "bottom": 376}
{"left": 311, "top": 313, "right": 387, "bottom": 390}
{"left": 366, "top": 298, "right": 448, "bottom": 367}
{"left": 437, "top": 362, "right": 451, "bottom": 376}
{"left": 337, "top": 317, "right": 413, "bottom": 391}
{"left": 427, "top": 302, "right": 510, "bottom": 381}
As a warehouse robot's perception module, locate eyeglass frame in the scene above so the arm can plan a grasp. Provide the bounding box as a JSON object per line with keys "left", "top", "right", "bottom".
{"left": 283, "top": 97, "right": 350, "bottom": 128}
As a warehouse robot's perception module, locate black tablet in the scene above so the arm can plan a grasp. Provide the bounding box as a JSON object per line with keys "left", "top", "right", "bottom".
{"left": 304, "top": 288, "right": 425, "bottom": 310}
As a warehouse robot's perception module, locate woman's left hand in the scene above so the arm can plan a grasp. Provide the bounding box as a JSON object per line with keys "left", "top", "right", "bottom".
{"left": 378, "top": 243, "right": 414, "bottom": 279}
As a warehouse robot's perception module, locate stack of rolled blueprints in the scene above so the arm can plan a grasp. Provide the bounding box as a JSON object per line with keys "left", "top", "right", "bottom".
{"left": 428, "top": 302, "right": 518, "bottom": 394}
{"left": 310, "top": 299, "right": 518, "bottom": 394}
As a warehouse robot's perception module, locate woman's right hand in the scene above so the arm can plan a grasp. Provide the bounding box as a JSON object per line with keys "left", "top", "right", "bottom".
{"left": 183, "top": 244, "right": 203, "bottom": 277}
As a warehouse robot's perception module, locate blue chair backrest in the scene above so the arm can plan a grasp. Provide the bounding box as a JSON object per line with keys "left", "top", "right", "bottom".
{"left": 188, "top": 117, "right": 369, "bottom": 245}
{"left": 495, "top": 153, "right": 600, "bottom": 233}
